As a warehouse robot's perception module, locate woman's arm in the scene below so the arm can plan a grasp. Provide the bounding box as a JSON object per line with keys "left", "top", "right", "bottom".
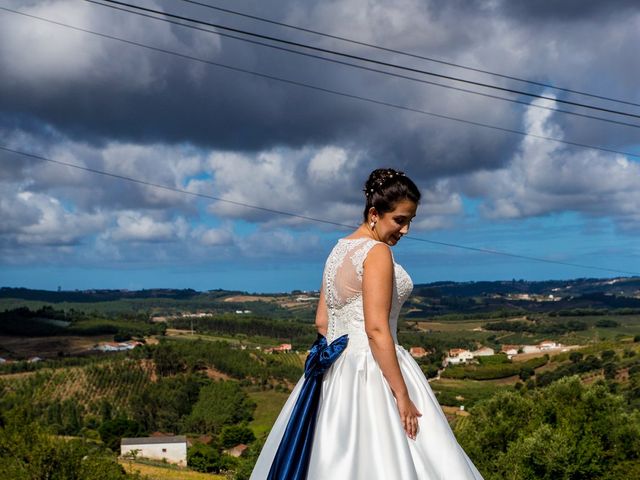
{"left": 363, "top": 243, "right": 421, "bottom": 439}
{"left": 315, "top": 285, "right": 328, "bottom": 337}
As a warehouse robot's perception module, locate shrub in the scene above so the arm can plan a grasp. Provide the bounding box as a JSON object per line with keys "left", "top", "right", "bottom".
{"left": 220, "top": 424, "right": 256, "bottom": 449}
{"left": 455, "top": 376, "right": 640, "bottom": 480}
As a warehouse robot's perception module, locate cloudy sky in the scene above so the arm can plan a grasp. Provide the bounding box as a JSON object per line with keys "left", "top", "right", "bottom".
{"left": 1, "top": 0, "right": 639, "bottom": 293}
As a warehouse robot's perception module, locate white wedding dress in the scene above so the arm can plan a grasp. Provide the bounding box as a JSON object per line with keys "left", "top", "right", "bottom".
{"left": 251, "top": 238, "right": 484, "bottom": 479}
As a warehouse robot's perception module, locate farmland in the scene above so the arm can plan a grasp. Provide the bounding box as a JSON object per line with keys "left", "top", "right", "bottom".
{"left": 1, "top": 281, "right": 640, "bottom": 478}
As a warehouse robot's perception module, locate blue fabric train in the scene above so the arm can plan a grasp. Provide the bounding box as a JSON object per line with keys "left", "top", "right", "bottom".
{"left": 267, "top": 333, "right": 349, "bottom": 480}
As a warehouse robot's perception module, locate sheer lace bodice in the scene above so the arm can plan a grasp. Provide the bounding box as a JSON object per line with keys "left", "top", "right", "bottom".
{"left": 323, "top": 238, "right": 413, "bottom": 351}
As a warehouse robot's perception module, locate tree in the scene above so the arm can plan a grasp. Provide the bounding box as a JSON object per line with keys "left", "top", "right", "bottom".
{"left": 0, "top": 413, "right": 135, "bottom": 479}
{"left": 603, "top": 362, "right": 617, "bottom": 380}
{"left": 188, "top": 443, "right": 236, "bottom": 473}
{"left": 153, "top": 342, "right": 184, "bottom": 377}
{"left": 220, "top": 424, "right": 256, "bottom": 449}
{"left": 99, "top": 399, "right": 113, "bottom": 422}
{"left": 455, "top": 376, "right": 640, "bottom": 480}
{"left": 519, "top": 366, "right": 534, "bottom": 382}
{"left": 130, "top": 374, "right": 207, "bottom": 433}
{"left": 186, "top": 381, "right": 256, "bottom": 434}
{"left": 595, "top": 319, "right": 619, "bottom": 328}
{"left": 569, "top": 351, "right": 583, "bottom": 363}
{"left": 98, "top": 416, "right": 142, "bottom": 452}
{"left": 233, "top": 436, "right": 266, "bottom": 480}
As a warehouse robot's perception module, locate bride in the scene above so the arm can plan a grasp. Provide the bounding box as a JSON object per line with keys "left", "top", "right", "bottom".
{"left": 251, "top": 168, "right": 484, "bottom": 479}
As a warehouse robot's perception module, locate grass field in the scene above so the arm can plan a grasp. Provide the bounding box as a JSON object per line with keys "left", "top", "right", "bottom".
{"left": 120, "top": 460, "right": 226, "bottom": 479}
{"left": 0, "top": 334, "right": 113, "bottom": 358}
{"left": 246, "top": 389, "right": 291, "bottom": 437}
{"left": 165, "top": 330, "right": 243, "bottom": 345}
{"left": 430, "top": 377, "right": 515, "bottom": 408}
{"left": 413, "top": 320, "right": 485, "bottom": 332}
{"left": 165, "top": 330, "right": 303, "bottom": 349}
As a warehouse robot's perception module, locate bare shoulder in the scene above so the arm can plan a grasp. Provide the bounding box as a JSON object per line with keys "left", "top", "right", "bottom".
{"left": 363, "top": 242, "right": 393, "bottom": 270}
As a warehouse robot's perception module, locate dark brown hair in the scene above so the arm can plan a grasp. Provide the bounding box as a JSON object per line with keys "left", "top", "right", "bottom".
{"left": 362, "top": 168, "right": 421, "bottom": 222}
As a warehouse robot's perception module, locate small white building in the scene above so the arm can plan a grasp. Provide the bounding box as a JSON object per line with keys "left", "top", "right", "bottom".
{"left": 296, "top": 296, "right": 316, "bottom": 302}
{"left": 444, "top": 348, "right": 474, "bottom": 366}
{"left": 471, "top": 347, "right": 495, "bottom": 357}
{"left": 121, "top": 436, "right": 187, "bottom": 466}
{"left": 501, "top": 345, "right": 520, "bottom": 358}
{"left": 538, "top": 340, "right": 559, "bottom": 350}
{"left": 94, "top": 341, "right": 141, "bottom": 352}
{"left": 522, "top": 345, "right": 541, "bottom": 353}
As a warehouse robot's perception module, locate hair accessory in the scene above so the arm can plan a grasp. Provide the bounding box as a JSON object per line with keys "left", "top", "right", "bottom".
{"left": 364, "top": 169, "right": 407, "bottom": 199}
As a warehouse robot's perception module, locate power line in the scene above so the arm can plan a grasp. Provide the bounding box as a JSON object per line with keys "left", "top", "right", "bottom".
{"left": 92, "top": 0, "right": 640, "bottom": 121}
{"left": 175, "top": 0, "right": 640, "bottom": 109}
{"left": 78, "top": 0, "right": 640, "bottom": 131}
{"left": 2, "top": 6, "right": 638, "bottom": 160}
{"left": 2, "top": 144, "right": 638, "bottom": 276}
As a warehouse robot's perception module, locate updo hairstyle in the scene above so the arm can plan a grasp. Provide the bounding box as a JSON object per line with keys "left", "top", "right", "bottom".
{"left": 362, "top": 168, "right": 421, "bottom": 222}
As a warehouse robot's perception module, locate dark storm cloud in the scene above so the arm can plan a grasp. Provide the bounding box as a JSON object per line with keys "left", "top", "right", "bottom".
{"left": 0, "top": 0, "right": 382, "bottom": 151}
{"left": 500, "top": 0, "right": 640, "bottom": 22}
{"left": 1, "top": 0, "right": 638, "bottom": 178}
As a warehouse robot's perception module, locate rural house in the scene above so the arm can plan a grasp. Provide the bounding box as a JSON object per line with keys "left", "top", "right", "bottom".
{"left": 409, "top": 346, "right": 429, "bottom": 358}
{"left": 443, "top": 348, "right": 474, "bottom": 366}
{"left": 501, "top": 345, "right": 520, "bottom": 357}
{"left": 471, "top": 346, "right": 495, "bottom": 357}
{"left": 120, "top": 435, "right": 187, "bottom": 466}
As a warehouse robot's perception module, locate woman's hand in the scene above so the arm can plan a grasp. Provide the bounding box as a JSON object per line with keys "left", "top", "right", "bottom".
{"left": 395, "top": 392, "right": 422, "bottom": 440}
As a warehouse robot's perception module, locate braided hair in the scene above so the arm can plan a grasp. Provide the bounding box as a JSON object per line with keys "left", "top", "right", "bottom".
{"left": 362, "top": 168, "right": 421, "bottom": 222}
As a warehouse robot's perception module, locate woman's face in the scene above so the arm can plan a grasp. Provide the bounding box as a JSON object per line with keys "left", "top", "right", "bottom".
{"left": 371, "top": 198, "right": 418, "bottom": 246}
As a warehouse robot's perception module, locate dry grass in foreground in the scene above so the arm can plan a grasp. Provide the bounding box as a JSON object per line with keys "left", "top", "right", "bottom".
{"left": 120, "top": 460, "right": 226, "bottom": 480}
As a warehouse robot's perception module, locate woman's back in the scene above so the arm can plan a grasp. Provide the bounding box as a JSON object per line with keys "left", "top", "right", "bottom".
{"left": 323, "top": 238, "right": 413, "bottom": 350}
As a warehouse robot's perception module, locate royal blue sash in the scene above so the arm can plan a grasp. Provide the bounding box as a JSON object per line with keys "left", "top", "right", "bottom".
{"left": 267, "top": 333, "right": 349, "bottom": 480}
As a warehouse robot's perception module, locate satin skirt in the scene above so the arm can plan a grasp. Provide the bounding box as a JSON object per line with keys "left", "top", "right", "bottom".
{"left": 250, "top": 344, "right": 484, "bottom": 480}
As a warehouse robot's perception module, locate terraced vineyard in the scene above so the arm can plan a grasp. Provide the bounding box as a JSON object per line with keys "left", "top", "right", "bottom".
{"left": 0, "top": 359, "right": 154, "bottom": 417}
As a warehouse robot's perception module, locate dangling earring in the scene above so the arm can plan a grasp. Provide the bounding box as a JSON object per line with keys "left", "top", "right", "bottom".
{"left": 370, "top": 221, "right": 375, "bottom": 229}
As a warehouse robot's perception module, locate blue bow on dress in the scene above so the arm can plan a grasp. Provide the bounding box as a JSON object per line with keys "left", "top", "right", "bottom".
{"left": 267, "top": 333, "right": 349, "bottom": 480}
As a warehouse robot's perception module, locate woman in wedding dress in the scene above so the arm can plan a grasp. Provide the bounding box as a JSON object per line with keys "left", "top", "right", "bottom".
{"left": 251, "top": 168, "right": 484, "bottom": 479}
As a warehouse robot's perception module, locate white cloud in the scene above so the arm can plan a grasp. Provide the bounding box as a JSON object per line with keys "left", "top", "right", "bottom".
{"left": 204, "top": 146, "right": 362, "bottom": 226}
{"left": 1, "top": 189, "right": 107, "bottom": 246}
{"left": 457, "top": 95, "right": 640, "bottom": 230}
{"left": 411, "top": 180, "right": 464, "bottom": 231}
{"left": 196, "top": 226, "right": 235, "bottom": 247}
{"left": 236, "top": 229, "right": 322, "bottom": 258}
{"left": 307, "top": 146, "right": 350, "bottom": 183}
{"left": 107, "top": 211, "right": 188, "bottom": 243}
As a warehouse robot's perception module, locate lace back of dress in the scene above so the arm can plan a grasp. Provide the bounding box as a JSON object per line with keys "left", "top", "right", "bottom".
{"left": 323, "top": 240, "right": 383, "bottom": 344}
{"left": 324, "top": 240, "right": 375, "bottom": 309}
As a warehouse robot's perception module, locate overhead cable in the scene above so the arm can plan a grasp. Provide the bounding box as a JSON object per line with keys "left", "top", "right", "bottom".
{"left": 2, "top": 6, "right": 638, "bottom": 160}
{"left": 91, "top": 0, "right": 640, "bottom": 121}
{"left": 2, "top": 144, "right": 638, "bottom": 276}
{"left": 78, "top": 0, "right": 640, "bottom": 130}
{"left": 175, "top": 0, "right": 640, "bottom": 109}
